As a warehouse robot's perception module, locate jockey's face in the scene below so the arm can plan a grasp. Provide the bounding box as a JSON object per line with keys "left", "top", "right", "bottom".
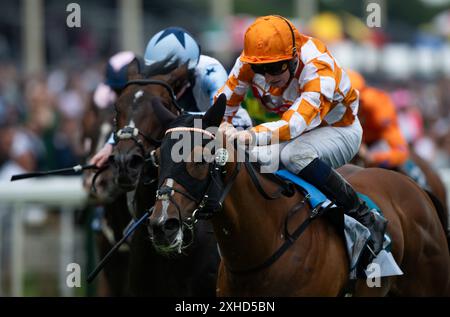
{"left": 264, "top": 68, "right": 290, "bottom": 87}
{"left": 250, "top": 59, "right": 292, "bottom": 87}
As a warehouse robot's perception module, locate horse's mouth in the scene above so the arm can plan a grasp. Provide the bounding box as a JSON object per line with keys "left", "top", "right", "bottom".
{"left": 151, "top": 230, "right": 177, "bottom": 246}
{"left": 150, "top": 230, "right": 187, "bottom": 256}
{"left": 116, "top": 179, "right": 139, "bottom": 192}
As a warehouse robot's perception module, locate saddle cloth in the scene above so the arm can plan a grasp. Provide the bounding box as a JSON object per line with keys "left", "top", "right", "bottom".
{"left": 275, "top": 169, "right": 403, "bottom": 279}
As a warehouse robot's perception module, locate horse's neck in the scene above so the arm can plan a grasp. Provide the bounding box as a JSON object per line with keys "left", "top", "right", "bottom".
{"left": 211, "top": 162, "right": 311, "bottom": 272}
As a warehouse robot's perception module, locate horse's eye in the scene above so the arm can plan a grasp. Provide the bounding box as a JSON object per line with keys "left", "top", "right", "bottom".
{"left": 187, "top": 161, "right": 209, "bottom": 180}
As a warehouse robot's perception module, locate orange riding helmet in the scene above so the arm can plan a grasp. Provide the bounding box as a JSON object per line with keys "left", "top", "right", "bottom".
{"left": 240, "top": 15, "right": 298, "bottom": 64}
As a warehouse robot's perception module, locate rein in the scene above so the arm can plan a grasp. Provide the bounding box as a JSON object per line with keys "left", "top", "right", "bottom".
{"left": 156, "top": 127, "right": 322, "bottom": 274}
{"left": 112, "top": 78, "right": 185, "bottom": 168}
{"left": 88, "top": 80, "right": 178, "bottom": 281}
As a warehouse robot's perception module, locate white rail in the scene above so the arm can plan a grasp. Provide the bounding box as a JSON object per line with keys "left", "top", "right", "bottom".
{"left": 0, "top": 176, "right": 87, "bottom": 296}
{"left": 0, "top": 170, "right": 449, "bottom": 296}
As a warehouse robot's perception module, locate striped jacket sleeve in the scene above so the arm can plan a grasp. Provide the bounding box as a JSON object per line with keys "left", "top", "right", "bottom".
{"left": 215, "top": 57, "right": 253, "bottom": 123}
{"left": 251, "top": 38, "right": 338, "bottom": 145}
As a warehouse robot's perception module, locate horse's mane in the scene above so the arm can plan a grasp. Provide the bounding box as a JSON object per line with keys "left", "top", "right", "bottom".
{"left": 142, "top": 55, "right": 185, "bottom": 78}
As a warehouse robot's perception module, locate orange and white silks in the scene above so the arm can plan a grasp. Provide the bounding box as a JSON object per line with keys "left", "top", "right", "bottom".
{"left": 216, "top": 33, "right": 359, "bottom": 145}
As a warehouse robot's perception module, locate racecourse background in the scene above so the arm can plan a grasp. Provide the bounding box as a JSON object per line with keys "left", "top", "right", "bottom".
{"left": 0, "top": 0, "right": 450, "bottom": 296}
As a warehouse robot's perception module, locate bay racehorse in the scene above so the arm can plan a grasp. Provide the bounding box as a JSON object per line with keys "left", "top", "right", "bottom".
{"left": 353, "top": 146, "right": 449, "bottom": 248}
{"left": 409, "top": 150, "right": 448, "bottom": 236}
{"left": 80, "top": 87, "right": 131, "bottom": 296}
{"left": 110, "top": 57, "right": 219, "bottom": 296}
{"left": 149, "top": 94, "right": 450, "bottom": 296}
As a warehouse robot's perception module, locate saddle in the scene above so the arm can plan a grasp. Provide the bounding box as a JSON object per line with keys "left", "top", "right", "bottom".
{"left": 271, "top": 169, "right": 398, "bottom": 280}
{"left": 212, "top": 160, "right": 402, "bottom": 281}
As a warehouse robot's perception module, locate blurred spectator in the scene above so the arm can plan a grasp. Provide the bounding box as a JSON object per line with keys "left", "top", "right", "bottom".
{"left": 391, "top": 89, "right": 424, "bottom": 142}
{"left": 0, "top": 123, "right": 47, "bottom": 226}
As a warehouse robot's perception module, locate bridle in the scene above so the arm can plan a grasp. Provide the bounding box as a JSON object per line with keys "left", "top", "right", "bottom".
{"left": 155, "top": 126, "right": 328, "bottom": 275}
{"left": 156, "top": 126, "right": 295, "bottom": 221}
{"left": 114, "top": 78, "right": 183, "bottom": 169}
{"left": 92, "top": 79, "right": 181, "bottom": 193}
{"left": 86, "top": 77, "right": 188, "bottom": 281}
{"left": 156, "top": 127, "right": 238, "bottom": 225}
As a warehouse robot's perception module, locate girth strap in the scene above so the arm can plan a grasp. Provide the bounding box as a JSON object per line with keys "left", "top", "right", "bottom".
{"left": 227, "top": 202, "right": 331, "bottom": 275}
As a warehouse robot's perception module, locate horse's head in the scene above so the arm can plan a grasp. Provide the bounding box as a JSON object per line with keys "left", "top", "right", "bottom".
{"left": 148, "top": 94, "right": 227, "bottom": 255}
{"left": 110, "top": 57, "right": 188, "bottom": 191}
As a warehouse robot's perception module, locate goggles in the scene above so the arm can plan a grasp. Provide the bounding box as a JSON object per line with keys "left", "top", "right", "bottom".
{"left": 250, "top": 60, "right": 291, "bottom": 76}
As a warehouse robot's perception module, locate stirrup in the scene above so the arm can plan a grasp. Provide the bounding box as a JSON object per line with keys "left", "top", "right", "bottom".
{"left": 368, "top": 213, "right": 388, "bottom": 254}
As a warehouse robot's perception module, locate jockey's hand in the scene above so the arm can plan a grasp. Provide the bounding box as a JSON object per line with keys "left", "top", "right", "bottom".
{"left": 219, "top": 122, "right": 238, "bottom": 141}
{"left": 89, "top": 143, "right": 113, "bottom": 168}
{"left": 218, "top": 122, "right": 253, "bottom": 145}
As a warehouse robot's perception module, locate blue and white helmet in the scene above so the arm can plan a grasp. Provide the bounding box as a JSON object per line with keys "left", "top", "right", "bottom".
{"left": 144, "top": 27, "right": 201, "bottom": 70}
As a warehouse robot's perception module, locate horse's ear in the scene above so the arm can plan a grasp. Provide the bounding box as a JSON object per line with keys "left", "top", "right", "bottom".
{"left": 153, "top": 98, "right": 177, "bottom": 129}
{"left": 203, "top": 94, "right": 226, "bottom": 127}
{"left": 127, "top": 58, "right": 142, "bottom": 80}
{"left": 166, "top": 63, "right": 190, "bottom": 94}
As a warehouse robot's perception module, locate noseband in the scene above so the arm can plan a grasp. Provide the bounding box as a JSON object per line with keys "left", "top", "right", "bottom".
{"left": 156, "top": 127, "right": 240, "bottom": 224}
{"left": 155, "top": 126, "right": 325, "bottom": 275}
{"left": 112, "top": 79, "right": 183, "bottom": 185}
{"left": 114, "top": 78, "right": 184, "bottom": 166}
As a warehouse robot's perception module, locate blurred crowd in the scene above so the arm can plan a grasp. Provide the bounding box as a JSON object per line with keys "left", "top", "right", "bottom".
{"left": 369, "top": 76, "right": 450, "bottom": 168}
{"left": 0, "top": 57, "right": 449, "bottom": 186}
{"left": 0, "top": 61, "right": 105, "bottom": 182}
{"left": 0, "top": 2, "right": 449, "bottom": 183}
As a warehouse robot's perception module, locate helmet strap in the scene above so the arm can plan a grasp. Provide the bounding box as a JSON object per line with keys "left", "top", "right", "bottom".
{"left": 288, "top": 56, "right": 298, "bottom": 78}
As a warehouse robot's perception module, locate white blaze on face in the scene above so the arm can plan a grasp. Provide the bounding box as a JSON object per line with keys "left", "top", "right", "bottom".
{"left": 133, "top": 90, "right": 144, "bottom": 103}
{"left": 128, "top": 120, "right": 135, "bottom": 127}
{"left": 159, "top": 178, "right": 174, "bottom": 224}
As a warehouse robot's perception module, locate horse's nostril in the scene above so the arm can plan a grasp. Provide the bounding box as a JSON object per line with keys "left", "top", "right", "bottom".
{"left": 164, "top": 218, "right": 180, "bottom": 233}
{"left": 149, "top": 222, "right": 163, "bottom": 235}
{"left": 128, "top": 154, "right": 144, "bottom": 169}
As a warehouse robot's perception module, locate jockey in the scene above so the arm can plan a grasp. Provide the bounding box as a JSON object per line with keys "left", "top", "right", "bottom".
{"left": 348, "top": 70, "right": 428, "bottom": 188}
{"left": 93, "top": 51, "right": 137, "bottom": 110}
{"left": 143, "top": 27, "right": 251, "bottom": 126}
{"left": 216, "top": 15, "right": 387, "bottom": 255}
{"left": 347, "top": 70, "right": 409, "bottom": 168}
{"left": 90, "top": 27, "right": 252, "bottom": 167}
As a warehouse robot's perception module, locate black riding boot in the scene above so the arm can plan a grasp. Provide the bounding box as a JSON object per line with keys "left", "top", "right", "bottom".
{"left": 298, "top": 158, "right": 388, "bottom": 255}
